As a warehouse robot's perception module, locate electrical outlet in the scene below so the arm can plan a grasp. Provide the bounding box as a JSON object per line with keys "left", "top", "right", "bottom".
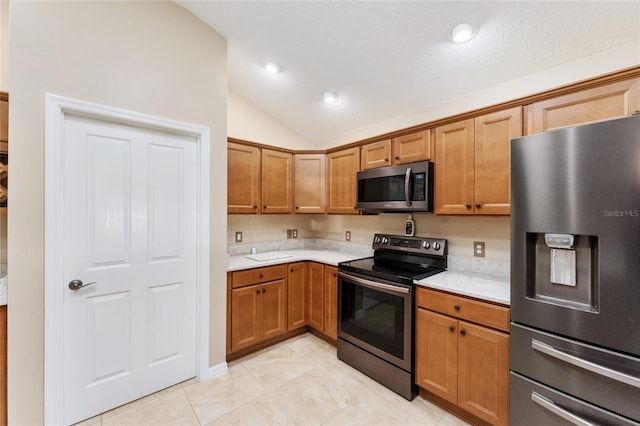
{"left": 346, "top": 230, "right": 351, "bottom": 241}
{"left": 474, "top": 241, "right": 485, "bottom": 257}
{"left": 235, "top": 231, "right": 243, "bottom": 243}
{"left": 287, "top": 229, "right": 292, "bottom": 239}
{"left": 292, "top": 229, "right": 298, "bottom": 239}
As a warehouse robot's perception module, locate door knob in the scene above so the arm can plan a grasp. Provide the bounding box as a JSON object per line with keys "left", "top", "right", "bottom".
{"left": 68, "top": 279, "right": 96, "bottom": 290}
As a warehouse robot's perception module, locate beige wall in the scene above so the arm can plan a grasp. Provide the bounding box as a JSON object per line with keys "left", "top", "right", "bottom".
{"left": 8, "top": 2, "right": 227, "bottom": 424}
{"left": 320, "top": 42, "right": 640, "bottom": 149}
{"left": 228, "top": 91, "right": 316, "bottom": 150}
{"left": 226, "top": 45, "right": 640, "bottom": 263}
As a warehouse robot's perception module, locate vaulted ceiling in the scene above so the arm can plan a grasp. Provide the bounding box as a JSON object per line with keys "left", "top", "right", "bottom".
{"left": 178, "top": 1, "right": 640, "bottom": 144}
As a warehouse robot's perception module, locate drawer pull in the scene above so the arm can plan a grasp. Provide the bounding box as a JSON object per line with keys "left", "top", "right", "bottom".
{"left": 256, "top": 290, "right": 260, "bottom": 295}
{"left": 531, "top": 392, "right": 594, "bottom": 426}
{"left": 532, "top": 339, "right": 640, "bottom": 389}
{"left": 454, "top": 305, "right": 460, "bottom": 311}
{"left": 460, "top": 329, "right": 466, "bottom": 336}
{"left": 259, "top": 273, "right": 264, "bottom": 278}
{"left": 449, "top": 325, "right": 455, "bottom": 332}
{"left": 262, "top": 288, "right": 266, "bottom": 293}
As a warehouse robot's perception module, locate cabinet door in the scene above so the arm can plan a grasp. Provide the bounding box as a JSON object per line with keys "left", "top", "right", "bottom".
{"left": 262, "top": 149, "right": 293, "bottom": 213}
{"left": 231, "top": 284, "right": 262, "bottom": 352}
{"left": 327, "top": 147, "right": 360, "bottom": 214}
{"left": 323, "top": 266, "right": 338, "bottom": 340}
{"left": 457, "top": 321, "right": 510, "bottom": 426}
{"left": 307, "top": 263, "right": 324, "bottom": 331}
{"left": 415, "top": 308, "right": 458, "bottom": 403}
{"left": 528, "top": 78, "right": 640, "bottom": 134}
{"left": 474, "top": 107, "right": 521, "bottom": 215}
{"left": 294, "top": 154, "right": 326, "bottom": 213}
{"left": 435, "top": 119, "right": 475, "bottom": 214}
{"left": 227, "top": 142, "right": 260, "bottom": 214}
{"left": 287, "top": 262, "right": 307, "bottom": 330}
{"left": 261, "top": 279, "right": 287, "bottom": 340}
{"left": 392, "top": 130, "right": 431, "bottom": 164}
{"left": 360, "top": 139, "right": 391, "bottom": 170}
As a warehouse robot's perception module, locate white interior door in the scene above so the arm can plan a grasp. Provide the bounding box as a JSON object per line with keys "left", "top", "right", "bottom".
{"left": 61, "top": 114, "right": 198, "bottom": 424}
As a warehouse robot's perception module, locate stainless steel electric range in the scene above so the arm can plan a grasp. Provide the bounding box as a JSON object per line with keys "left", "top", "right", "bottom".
{"left": 337, "top": 233, "right": 447, "bottom": 400}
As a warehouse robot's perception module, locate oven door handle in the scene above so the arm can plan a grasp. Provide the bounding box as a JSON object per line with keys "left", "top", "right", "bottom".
{"left": 404, "top": 167, "right": 412, "bottom": 207}
{"left": 338, "top": 271, "right": 410, "bottom": 295}
{"left": 532, "top": 339, "right": 640, "bottom": 389}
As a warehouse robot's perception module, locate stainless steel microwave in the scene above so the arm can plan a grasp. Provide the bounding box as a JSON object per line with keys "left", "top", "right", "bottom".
{"left": 356, "top": 161, "right": 434, "bottom": 213}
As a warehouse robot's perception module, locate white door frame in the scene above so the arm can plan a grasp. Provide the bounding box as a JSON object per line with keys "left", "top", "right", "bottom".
{"left": 43, "top": 94, "right": 211, "bottom": 425}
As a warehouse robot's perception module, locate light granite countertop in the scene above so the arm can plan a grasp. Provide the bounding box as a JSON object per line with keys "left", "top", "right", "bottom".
{"left": 415, "top": 271, "right": 510, "bottom": 306}
{"left": 227, "top": 245, "right": 510, "bottom": 305}
{"left": 227, "top": 249, "right": 367, "bottom": 272}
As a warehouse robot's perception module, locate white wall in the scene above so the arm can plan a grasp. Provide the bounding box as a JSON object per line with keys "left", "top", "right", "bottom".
{"left": 8, "top": 2, "right": 227, "bottom": 424}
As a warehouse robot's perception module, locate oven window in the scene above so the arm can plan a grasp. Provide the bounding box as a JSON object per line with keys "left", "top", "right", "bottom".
{"left": 340, "top": 280, "right": 405, "bottom": 359}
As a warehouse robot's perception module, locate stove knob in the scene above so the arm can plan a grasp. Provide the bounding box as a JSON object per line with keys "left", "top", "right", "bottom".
{"left": 374, "top": 236, "right": 381, "bottom": 244}
{"left": 422, "top": 241, "right": 430, "bottom": 249}
{"left": 433, "top": 242, "right": 441, "bottom": 251}
{"left": 382, "top": 237, "right": 389, "bottom": 244}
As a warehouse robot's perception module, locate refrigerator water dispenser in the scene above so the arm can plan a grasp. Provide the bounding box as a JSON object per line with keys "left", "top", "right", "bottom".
{"left": 526, "top": 233, "right": 598, "bottom": 312}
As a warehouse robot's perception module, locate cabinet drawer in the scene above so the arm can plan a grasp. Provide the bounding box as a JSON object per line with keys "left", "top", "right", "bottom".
{"left": 232, "top": 265, "right": 286, "bottom": 288}
{"left": 417, "top": 288, "right": 509, "bottom": 332}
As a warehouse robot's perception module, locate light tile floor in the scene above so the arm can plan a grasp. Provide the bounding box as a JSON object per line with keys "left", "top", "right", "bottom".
{"left": 76, "top": 333, "right": 470, "bottom": 426}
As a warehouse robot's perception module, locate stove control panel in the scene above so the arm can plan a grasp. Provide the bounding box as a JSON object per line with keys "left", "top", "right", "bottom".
{"left": 372, "top": 233, "right": 447, "bottom": 257}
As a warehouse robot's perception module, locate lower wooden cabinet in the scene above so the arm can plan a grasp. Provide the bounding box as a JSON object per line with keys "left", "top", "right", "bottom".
{"left": 228, "top": 261, "right": 340, "bottom": 358}
{"left": 287, "top": 262, "right": 307, "bottom": 330}
{"left": 416, "top": 287, "right": 510, "bottom": 426}
{"left": 229, "top": 265, "right": 287, "bottom": 353}
{"left": 307, "top": 262, "right": 324, "bottom": 331}
{"left": 322, "top": 266, "right": 338, "bottom": 340}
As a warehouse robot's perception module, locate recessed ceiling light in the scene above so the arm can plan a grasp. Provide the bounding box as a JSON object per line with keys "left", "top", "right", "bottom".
{"left": 264, "top": 61, "right": 282, "bottom": 74}
{"left": 323, "top": 92, "right": 339, "bottom": 103}
{"left": 450, "top": 23, "right": 475, "bottom": 44}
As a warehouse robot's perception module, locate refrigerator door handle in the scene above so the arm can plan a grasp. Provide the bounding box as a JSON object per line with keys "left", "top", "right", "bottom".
{"left": 531, "top": 392, "right": 595, "bottom": 426}
{"left": 532, "top": 339, "right": 640, "bottom": 389}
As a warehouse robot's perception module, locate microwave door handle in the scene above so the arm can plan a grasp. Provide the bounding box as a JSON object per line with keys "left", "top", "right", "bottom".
{"left": 404, "top": 167, "right": 412, "bottom": 207}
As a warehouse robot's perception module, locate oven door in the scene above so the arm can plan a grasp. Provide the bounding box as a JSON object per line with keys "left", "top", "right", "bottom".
{"left": 337, "top": 271, "right": 413, "bottom": 371}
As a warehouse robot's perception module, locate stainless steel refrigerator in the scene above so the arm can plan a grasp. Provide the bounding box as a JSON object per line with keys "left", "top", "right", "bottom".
{"left": 510, "top": 115, "right": 640, "bottom": 425}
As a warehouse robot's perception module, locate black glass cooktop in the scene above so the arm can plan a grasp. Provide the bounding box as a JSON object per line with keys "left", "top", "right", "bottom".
{"left": 339, "top": 256, "right": 445, "bottom": 285}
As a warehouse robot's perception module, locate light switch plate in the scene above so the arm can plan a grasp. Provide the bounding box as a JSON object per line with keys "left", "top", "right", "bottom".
{"left": 235, "top": 231, "right": 243, "bottom": 243}
{"left": 474, "top": 241, "right": 485, "bottom": 257}
{"left": 286, "top": 229, "right": 292, "bottom": 239}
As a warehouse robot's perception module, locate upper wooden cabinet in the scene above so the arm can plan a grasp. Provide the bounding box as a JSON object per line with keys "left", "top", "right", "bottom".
{"left": 294, "top": 154, "right": 326, "bottom": 214}
{"left": 527, "top": 77, "right": 640, "bottom": 134}
{"left": 360, "top": 139, "right": 391, "bottom": 170}
{"left": 392, "top": 130, "right": 432, "bottom": 165}
{"left": 261, "top": 149, "right": 293, "bottom": 214}
{"left": 435, "top": 107, "right": 521, "bottom": 215}
{"left": 227, "top": 142, "right": 260, "bottom": 214}
{"left": 327, "top": 147, "right": 360, "bottom": 214}
{"left": 360, "top": 130, "right": 432, "bottom": 170}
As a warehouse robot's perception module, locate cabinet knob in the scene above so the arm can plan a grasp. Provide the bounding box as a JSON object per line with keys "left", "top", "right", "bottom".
{"left": 259, "top": 273, "right": 264, "bottom": 278}
{"left": 290, "top": 268, "right": 294, "bottom": 272}
{"left": 465, "top": 204, "right": 471, "bottom": 209}
{"left": 256, "top": 290, "right": 260, "bottom": 295}
{"left": 384, "top": 158, "right": 389, "bottom": 162}
{"left": 262, "top": 288, "right": 266, "bottom": 293}
{"left": 263, "top": 205, "right": 267, "bottom": 209}
{"left": 295, "top": 206, "right": 299, "bottom": 210}
{"left": 454, "top": 305, "right": 460, "bottom": 311}
{"left": 449, "top": 325, "right": 455, "bottom": 332}
{"left": 475, "top": 203, "right": 481, "bottom": 209}
{"left": 395, "top": 156, "right": 400, "bottom": 160}
{"left": 253, "top": 205, "right": 258, "bottom": 209}
{"left": 460, "top": 329, "right": 466, "bottom": 336}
